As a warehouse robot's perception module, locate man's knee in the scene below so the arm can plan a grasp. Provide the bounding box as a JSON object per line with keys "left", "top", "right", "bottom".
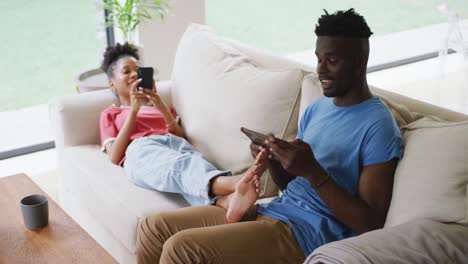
{"left": 136, "top": 214, "right": 170, "bottom": 263}
{"left": 161, "top": 230, "right": 202, "bottom": 263}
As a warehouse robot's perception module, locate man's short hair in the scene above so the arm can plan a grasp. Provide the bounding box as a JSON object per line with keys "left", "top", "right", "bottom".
{"left": 315, "top": 8, "right": 373, "bottom": 38}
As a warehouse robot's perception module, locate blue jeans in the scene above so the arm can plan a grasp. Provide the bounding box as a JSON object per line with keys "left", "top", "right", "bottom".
{"left": 124, "top": 134, "right": 231, "bottom": 205}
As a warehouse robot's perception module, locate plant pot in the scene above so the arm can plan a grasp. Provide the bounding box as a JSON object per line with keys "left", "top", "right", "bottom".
{"left": 75, "top": 68, "right": 109, "bottom": 93}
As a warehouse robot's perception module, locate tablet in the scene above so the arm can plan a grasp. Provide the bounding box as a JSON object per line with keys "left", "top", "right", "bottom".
{"left": 240, "top": 127, "right": 270, "bottom": 147}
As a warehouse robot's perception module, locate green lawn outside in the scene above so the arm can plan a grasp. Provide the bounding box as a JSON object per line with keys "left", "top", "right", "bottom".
{"left": 0, "top": 0, "right": 101, "bottom": 112}
{"left": 1, "top": 0, "right": 467, "bottom": 111}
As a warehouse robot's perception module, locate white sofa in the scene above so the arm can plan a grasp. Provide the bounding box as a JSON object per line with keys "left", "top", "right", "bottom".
{"left": 49, "top": 24, "right": 468, "bottom": 263}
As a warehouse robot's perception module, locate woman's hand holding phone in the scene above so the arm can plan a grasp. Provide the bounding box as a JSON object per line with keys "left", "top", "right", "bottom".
{"left": 140, "top": 81, "right": 166, "bottom": 110}
{"left": 137, "top": 67, "right": 154, "bottom": 89}
{"left": 130, "top": 79, "right": 148, "bottom": 113}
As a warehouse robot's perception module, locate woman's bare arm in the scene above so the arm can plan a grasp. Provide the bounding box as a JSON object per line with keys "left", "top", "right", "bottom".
{"left": 143, "top": 83, "right": 186, "bottom": 138}
{"left": 105, "top": 108, "right": 138, "bottom": 164}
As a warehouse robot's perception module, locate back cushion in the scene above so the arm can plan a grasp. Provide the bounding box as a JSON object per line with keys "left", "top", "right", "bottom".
{"left": 385, "top": 117, "right": 468, "bottom": 227}
{"left": 299, "top": 73, "right": 323, "bottom": 121}
{"left": 171, "top": 24, "right": 308, "bottom": 197}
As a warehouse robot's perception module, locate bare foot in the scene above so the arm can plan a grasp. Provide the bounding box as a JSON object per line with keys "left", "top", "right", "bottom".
{"left": 210, "top": 174, "right": 243, "bottom": 196}
{"left": 211, "top": 149, "right": 268, "bottom": 196}
{"left": 225, "top": 170, "right": 261, "bottom": 223}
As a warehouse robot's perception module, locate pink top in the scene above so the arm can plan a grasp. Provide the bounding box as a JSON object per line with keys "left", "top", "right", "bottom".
{"left": 99, "top": 105, "right": 177, "bottom": 164}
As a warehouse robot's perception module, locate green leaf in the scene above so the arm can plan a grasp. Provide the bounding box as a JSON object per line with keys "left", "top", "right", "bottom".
{"left": 105, "top": 0, "right": 171, "bottom": 33}
{"left": 130, "top": 20, "right": 140, "bottom": 31}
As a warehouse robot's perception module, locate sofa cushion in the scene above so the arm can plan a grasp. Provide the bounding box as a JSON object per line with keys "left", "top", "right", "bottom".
{"left": 60, "top": 146, "right": 189, "bottom": 253}
{"left": 385, "top": 117, "right": 468, "bottom": 227}
{"left": 171, "top": 24, "right": 308, "bottom": 197}
{"left": 299, "top": 73, "right": 323, "bottom": 121}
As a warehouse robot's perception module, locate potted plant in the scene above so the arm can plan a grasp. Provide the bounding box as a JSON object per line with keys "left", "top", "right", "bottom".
{"left": 75, "top": 0, "right": 171, "bottom": 93}
{"left": 104, "top": 0, "right": 171, "bottom": 44}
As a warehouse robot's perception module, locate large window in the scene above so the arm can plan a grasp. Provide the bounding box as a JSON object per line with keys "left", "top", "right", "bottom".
{"left": 2, "top": 0, "right": 468, "bottom": 158}
{"left": 0, "top": 0, "right": 104, "bottom": 157}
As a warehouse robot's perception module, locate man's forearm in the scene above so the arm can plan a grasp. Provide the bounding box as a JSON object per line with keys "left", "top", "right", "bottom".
{"left": 306, "top": 174, "right": 385, "bottom": 234}
{"left": 268, "top": 160, "right": 296, "bottom": 190}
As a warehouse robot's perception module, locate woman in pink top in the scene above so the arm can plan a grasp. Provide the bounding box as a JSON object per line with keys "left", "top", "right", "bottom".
{"left": 99, "top": 43, "right": 267, "bottom": 221}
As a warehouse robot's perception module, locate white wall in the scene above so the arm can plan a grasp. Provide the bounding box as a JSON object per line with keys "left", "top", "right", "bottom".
{"left": 138, "top": 0, "right": 205, "bottom": 80}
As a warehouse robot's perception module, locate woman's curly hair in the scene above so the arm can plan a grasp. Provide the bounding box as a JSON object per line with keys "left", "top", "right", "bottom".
{"left": 101, "top": 42, "right": 140, "bottom": 78}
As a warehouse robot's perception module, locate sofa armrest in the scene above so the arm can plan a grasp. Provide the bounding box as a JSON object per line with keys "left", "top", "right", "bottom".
{"left": 49, "top": 89, "right": 117, "bottom": 152}
{"left": 49, "top": 80, "right": 174, "bottom": 152}
{"left": 304, "top": 219, "right": 468, "bottom": 264}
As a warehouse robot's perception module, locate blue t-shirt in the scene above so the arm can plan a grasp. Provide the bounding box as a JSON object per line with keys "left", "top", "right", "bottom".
{"left": 257, "top": 96, "right": 403, "bottom": 256}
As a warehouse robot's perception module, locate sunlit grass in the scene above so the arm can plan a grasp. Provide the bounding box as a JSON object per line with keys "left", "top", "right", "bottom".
{"left": 0, "top": 0, "right": 101, "bottom": 111}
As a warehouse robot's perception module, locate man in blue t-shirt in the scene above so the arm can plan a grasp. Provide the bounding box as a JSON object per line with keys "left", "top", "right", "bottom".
{"left": 136, "top": 9, "right": 403, "bottom": 264}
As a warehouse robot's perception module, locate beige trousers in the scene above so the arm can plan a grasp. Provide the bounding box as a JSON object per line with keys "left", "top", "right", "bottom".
{"left": 136, "top": 205, "right": 305, "bottom": 264}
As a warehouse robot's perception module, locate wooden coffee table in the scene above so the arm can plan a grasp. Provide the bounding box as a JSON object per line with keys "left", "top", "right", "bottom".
{"left": 0, "top": 174, "right": 117, "bottom": 263}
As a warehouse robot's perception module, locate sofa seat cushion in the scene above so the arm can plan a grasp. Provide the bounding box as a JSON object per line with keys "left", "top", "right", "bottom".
{"left": 60, "top": 145, "right": 189, "bottom": 253}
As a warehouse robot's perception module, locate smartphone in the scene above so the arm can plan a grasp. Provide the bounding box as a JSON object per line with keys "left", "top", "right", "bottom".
{"left": 240, "top": 127, "right": 271, "bottom": 147}
{"left": 137, "top": 67, "right": 154, "bottom": 89}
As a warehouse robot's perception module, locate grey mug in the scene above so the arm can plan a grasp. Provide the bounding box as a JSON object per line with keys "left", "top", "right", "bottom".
{"left": 20, "top": 194, "right": 49, "bottom": 229}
